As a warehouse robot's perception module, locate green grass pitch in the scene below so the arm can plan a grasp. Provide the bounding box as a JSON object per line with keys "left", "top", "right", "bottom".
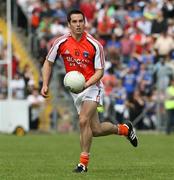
{"left": 0, "top": 132, "right": 174, "bottom": 180}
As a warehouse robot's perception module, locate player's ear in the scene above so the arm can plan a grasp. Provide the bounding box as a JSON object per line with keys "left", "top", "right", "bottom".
{"left": 68, "top": 22, "right": 71, "bottom": 28}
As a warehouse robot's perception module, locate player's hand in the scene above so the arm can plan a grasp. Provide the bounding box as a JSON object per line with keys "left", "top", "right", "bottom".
{"left": 41, "top": 86, "right": 49, "bottom": 98}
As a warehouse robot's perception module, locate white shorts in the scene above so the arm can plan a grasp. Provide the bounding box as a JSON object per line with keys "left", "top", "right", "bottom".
{"left": 70, "top": 83, "right": 104, "bottom": 114}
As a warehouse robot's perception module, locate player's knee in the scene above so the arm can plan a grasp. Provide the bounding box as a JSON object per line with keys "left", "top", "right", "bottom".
{"left": 79, "top": 115, "right": 89, "bottom": 129}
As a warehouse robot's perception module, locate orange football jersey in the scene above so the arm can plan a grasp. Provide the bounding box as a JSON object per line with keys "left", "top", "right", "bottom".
{"left": 46, "top": 32, "right": 105, "bottom": 81}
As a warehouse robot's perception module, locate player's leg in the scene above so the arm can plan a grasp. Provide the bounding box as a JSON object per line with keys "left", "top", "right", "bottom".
{"left": 90, "top": 110, "right": 129, "bottom": 136}
{"left": 78, "top": 101, "right": 96, "bottom": 153}
{"left": 90, "top": 110, "right": 138, "bottom": 147}
{"left": 73, "top": 100, "right": 97, "bottom": 173}
{"left": 90, "top": 110, "right": 118, "bottom": 136}
{"left": 86, "top": 85, "right": 132, "bottom": 137}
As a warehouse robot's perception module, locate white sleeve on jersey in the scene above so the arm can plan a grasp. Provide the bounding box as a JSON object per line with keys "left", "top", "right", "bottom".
{"left": 46, "top": 36, "right": 68, "bottom": 62}
{"left": 87, "top": 35, "right": 105, "bottom": 69}
{"left": 46, "top": 43, "right": 59, "bottom": 63}
{"left": 94, "top": 44, "right": 105, "bottom": 69}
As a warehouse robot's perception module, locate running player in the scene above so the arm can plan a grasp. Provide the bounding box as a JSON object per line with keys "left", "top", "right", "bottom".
{"left": 41, "top": 9, "right": 138, "bottom": 173}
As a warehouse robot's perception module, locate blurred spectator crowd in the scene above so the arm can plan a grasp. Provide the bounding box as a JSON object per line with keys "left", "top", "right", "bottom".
{"left": 0, "top": 30, "right": 36, "bottom": 99}
{"left": 1, "top": 0, "right": 174, "bottom": 131}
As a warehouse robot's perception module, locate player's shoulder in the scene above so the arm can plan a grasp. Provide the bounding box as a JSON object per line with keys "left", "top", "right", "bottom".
{"left": 52, "top": 33, "right": 70, "bottom": 45}
{"left": 86, "top": 32, "right": 103, "bottom": 47}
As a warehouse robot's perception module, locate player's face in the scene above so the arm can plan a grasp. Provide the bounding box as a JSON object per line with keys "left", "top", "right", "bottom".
{"left": 68, "top": 14, "right": 85, "bottom": 36}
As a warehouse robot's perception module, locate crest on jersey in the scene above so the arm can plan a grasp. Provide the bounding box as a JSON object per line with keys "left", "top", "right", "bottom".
{"left": 83, "top": 51, "right": 89, "bottom": 58}
{"left": 65, "top": 49, "right": 70, "bottom": 54}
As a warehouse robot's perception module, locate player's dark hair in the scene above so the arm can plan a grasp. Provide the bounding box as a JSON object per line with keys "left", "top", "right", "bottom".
{"left": 67, "top": 9, "right": 85, "bottom": 23}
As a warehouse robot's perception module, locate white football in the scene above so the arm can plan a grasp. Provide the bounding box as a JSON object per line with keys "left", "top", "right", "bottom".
{"left": 63, "top": 71, "right": 85, "bottom": 93}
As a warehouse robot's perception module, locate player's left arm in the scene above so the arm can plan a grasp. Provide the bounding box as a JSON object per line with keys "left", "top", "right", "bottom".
{"left": 85, "top": 68, "right": 104, "bottom": 88}
{"left": 84, "top": 38, "right": 105, "bottom": 88}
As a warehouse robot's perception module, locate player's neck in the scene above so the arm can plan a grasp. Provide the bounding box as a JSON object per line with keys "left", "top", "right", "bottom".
{"left": 71, "top": 33, "right": 83, "bottom": 41}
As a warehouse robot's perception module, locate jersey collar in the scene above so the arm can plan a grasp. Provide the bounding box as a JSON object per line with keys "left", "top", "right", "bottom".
{"left": 69, "top": 31, "right": 86, "bottom": 42}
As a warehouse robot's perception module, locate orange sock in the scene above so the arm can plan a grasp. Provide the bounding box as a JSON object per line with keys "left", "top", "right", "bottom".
{"left": 80, "top": 152, "right": 89, "bottom": 167}
{"left": 117, "top": 124, "right": 129, "bottom": 136}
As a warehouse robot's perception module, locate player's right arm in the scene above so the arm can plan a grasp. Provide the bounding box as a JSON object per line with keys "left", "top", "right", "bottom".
{"left": 41, "top": 34, "right": 68, "bottom": 97}
{"left": 41, "top": 59, "right": 54, "bottom": 98}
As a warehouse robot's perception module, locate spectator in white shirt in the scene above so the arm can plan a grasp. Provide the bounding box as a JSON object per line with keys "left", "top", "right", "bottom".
{"left": 137, "top": 16, "right": 152, "bottom": 35}
{"left": 27, "top": 87, "right": 45, "bottom": 130}
{"left": 10, "top": 72, "right": 25, "bottom": 99}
